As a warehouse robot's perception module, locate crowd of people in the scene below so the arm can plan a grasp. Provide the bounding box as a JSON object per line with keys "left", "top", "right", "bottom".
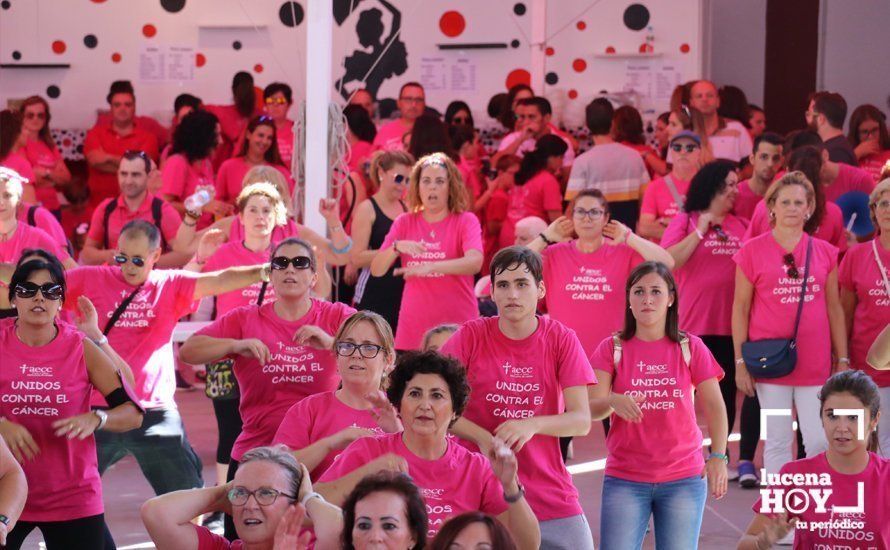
{"left": 0, "top": 72, "right": 889, "bottom": 550}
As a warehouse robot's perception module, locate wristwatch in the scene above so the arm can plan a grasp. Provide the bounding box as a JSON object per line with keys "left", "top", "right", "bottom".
{"left": 300, "top": 491, "right": 325, "bottom": 507}
{"left": 260, "top": 263, "right": 272, "bottom": 283}
{"left": 0, "top": 514, "right": 9, "bottom": 526}
{"left": 91, "top": 334, "right": 108, "bottom": 347}
{"left": 504, "top": 482, "right": 525, "bottom": 503}
{"left": 93, "top": 409, "right": 108, "bottom": 431}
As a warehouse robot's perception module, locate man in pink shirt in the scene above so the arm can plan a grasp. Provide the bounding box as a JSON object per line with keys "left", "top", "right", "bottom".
{"left": 442, "top": 246, "right": 596, "bottom": 550}
{"left": 65, "top": 220, "right": 273, "bottom": 504}
{"left": 84, "top": 81, "right": 160, "bottom": 211}
{"left": 493, "top": 97, "right": 575, "bottom": 180}
{"left": 81, "top": 150, "right": 186, "bottom": 268}
{"left": 373, "top": 82, "right": 425, "bottom": 151}
{"left": 734, "top": 132, "right": 784, "bottom": 220}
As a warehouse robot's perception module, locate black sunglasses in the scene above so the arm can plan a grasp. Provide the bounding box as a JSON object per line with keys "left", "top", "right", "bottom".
{"left": 670, "top": 143, "right": 699, "bottom": 153}
{"left": 114, "top": 255, "right": 146, "bottom": 268}
{"left": 783, "top": 253, "right": 800, "bottom": 279}
{"left": 271, "top": 256, "right": 312, "bottom": 270}
{"left": 14, "top": 282, "right": 64, "bottom": 301}
{"left": 393, "top": 174, "right": 407, "bottom": 184}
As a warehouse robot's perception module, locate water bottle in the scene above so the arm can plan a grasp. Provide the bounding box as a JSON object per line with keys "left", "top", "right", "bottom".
{"left": 184, "top": 189, "right": 211, "bottom": 212}
{"left": 644, "top": 26, "right": 655, "bottom": 53}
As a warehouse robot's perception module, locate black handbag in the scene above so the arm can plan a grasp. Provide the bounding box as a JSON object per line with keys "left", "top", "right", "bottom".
{"left": 741, "top": 236, "right": 812, "bottom": 379}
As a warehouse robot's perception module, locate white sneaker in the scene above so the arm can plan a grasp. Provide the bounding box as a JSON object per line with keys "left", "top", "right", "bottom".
{"left": 727, "top": 468, "right": 740, "bottom": 482}
{"left": 777, "top": 528, "right": 795, "bottom": 546}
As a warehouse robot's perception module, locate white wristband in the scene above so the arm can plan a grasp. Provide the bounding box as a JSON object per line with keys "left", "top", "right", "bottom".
{"left": 300, "top": 491, "right": 324, "bottom": 507}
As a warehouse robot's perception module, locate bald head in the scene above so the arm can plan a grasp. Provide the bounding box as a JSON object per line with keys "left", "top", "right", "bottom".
{"left": 690, "top": 80, "right": 719, "bottom": 116}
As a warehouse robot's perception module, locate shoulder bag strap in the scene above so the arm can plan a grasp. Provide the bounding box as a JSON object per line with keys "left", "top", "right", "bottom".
{"left": 873, "top": 239, "right": 890, "bottom": 298}
{"left": 151, "top": 197, "right": 168, "bottom": 251}
{"left": 27, "top": 205, "right": 38, "bottom": 226}
{"left": 791, "top": 236, "right": 813, "bottom": 340}
{"left": 102, "top": 198, "right": 118, "bottom": 250}
{"left": 663, "top": 175, "right": 685, "bottom": 211}
{"left": 256, "top": 281, "right": 268, "bottom": 306}
{"left": 103, "top": 283, "right": 144, "bottom": 336}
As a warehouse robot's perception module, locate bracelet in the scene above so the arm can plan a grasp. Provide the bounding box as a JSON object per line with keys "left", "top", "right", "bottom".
{"left": 504, "top": 482, "right": 525, "bottom": 503}
{"left": 330, "top": 237, "right": 354, "bottom": 255}
{"left": 182, "top": 218, "right": 197, "bottom": 228}
{"left": 328, "top": 224, "right": 345, "bottom": 233}
{"left": 538, "top": 232, "right": 555, "bottom": 246}
{"left": 837, "top": 357, "right": 850, "bottom": 364}
{"left": 91, "top": 334, "right": 109, "bottom": 347}
{"left": 708, "top": 452, "right": 729, "bottom": 463}
{"left": 260, "top": 263, "right": 272, "bottom": 283}
{"left": 694, "top": 228, "right": 705, "bottom": 240}
{"left": 300, "top": 491, "right": 325, "bottom": 507}
{"left": 185, "top": 209, "right": 201, "bottom": 220}
{"left": 735, "top": 358, "right": 746, "bottom": 365}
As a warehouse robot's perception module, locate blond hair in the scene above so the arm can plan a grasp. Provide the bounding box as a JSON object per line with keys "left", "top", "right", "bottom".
{"left": 764, "top": 171, "right": 816, "bottom": 227}
{"left": 333, "top": 311, "right": 395, "bottom": 363}
{"left": 870, "top": 178, "right": 890, "bottom": 233}
{"left": 0, "top": 167, "right": 26, "bottom": 198}
{"left": 407, "top": 153, "right": 468, "bottom": 213}
{"left": 236, "top": 182, "right": 288, "bottom": 226}
{"left": 369, "top": 150, "right": 414, "bottom": 189}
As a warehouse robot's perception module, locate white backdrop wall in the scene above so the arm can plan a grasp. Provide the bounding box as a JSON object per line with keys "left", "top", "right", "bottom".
{"left": 0, "top": 0, "right": 703, "bottom": 130}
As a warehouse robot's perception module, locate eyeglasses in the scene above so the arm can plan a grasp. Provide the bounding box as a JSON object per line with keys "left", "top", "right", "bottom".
{"left": 573, "top": 207, "right": 605, "bottom": 220}
{"left": 336, "top": 341, "right": 384, "bottom": 359}
{"left": 670, "top": 143, "right": 699, "bottom": 153}
{"left": 393, "top": 174, "right": 407, "bottom": 185}
{"left": 711, "top": 224, "right": 729, "bottom": 242}
{"left": 265, "top": 97, "right": 288, "bottom": 105}
{"left": 399, "top": 97, "right": 425, "bottom": 104}
{"left": 271, "top": 256, "right": 312, "bottom": 270}
{"left": 783, "top": 253, "right": 800, "bottom": 279}
{"left": 25, "top": 112, "right": 46, "bottom": 120}
{"left": 858, "top": 127, "right": 880, "bottom": 139}
{"left": 114, "top": 254, "right": 146, "bottom": 268}
{"left": 14, "top": 282, "right": 64, "bottom": 300}
{"left": 875, "top": 199, "right": 890, "bottom": 210}
{"left": 227, "top": 486, "right": 296, "bottom": 506}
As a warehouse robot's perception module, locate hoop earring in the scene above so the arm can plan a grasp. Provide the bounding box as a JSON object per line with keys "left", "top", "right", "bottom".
{"left": 769, "top": 211, "right": 776, "bottom": 219}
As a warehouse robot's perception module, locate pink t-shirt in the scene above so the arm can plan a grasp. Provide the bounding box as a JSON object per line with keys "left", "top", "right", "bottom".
{"left": 0, "top": 222, "right": 69, "bottom": 263}
{"left": 373, "top": 119, "right": 410, "bottom": 151}
{"left": 440, "top": 316, "right": 596, "bottom": 521}
{"left": 590, "top": 334, "right": 723, "bottom": 483}
{"left": 348, "top": 140, "right": 375, "bottom": 175}
{"left": 662, "top": 213, "right": 748, "bottom": 336}
{"left": 0, "top": 321, "right": 102, "bottom": 522}
{"left": 23, "top": 138, "right": 63, "bottom": 210}
{"left": 214, "top": 157, "right": 294, "bottom": 204}
{"left": 0, "top": 150, "right": 36, "bottom": 186}
{"left": 277, "top": 121, "right": 295, "bottom": 168}
{"left": 203, "top": 241, "right": 275, "bottom": 316}
{"left": 273, "top": 391, "right": 386, "bottom": 477}
{"left": 458, "top": 158, "right": 484, "bottom": 203}
{"left": 65, "top": 266, "right": 198, "bottom": 408}
{"left": 521, "top": 171, "right": 562, "bottom": 221}
{"left": 17, "top": 202, "right": 69, "bottom": 251}
{"left": 194, "top": 524, "right": 245, "bottom": 550}
{"left": 381, "top": 211, "right": 483, "bottom": 350}
{"left": 824, "top": 163, "right": 876, "bottom": 203}
{"left": 745, "top": 199, "right": 847, "bottom": 254}
{"left": 838, "top": 240, "right": 890, "bottom": 387}
{"left": 227, "top": 217, "right": 300, "bottom": 245}
{"left": 859, "top": 149, "right": 890, "bottom": 183}
{"left": 160, "top": 153, "right": 215, "bottom": 228}
{"left": 752, "top": 452, "right": 890, "bottom": 550}
{"left": 733, "top": 179, "right": 764, "bottom": 221}
{"left": 196, "top": 300, "right": 354, "bottom": 460}
{"left": 641, "top": 174, "right": 690, "bottom": 219}
{"left": 319, "top": 432, "right": 509, "bottom": 538}
{"left": 498, "top": 185, "right": 525, "bottom": 249}
{"left": 733, "top": 233, "right": 838, "bottom": 386}
{"left": 542, "top": 241, "right": 643, "bottom": 355}
{"left": 86, "top": 193, "right": 181, "bottom": 250}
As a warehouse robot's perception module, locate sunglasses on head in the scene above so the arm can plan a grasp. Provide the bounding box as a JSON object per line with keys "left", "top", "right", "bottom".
{"left": 712, "top": 224, "right": 728, "bottom": 242}
{"left": 14, "top": 282, "right": 64, "bottom": 300}
{"left": 114, "top": 255, "right": 146, "bottom": 267}
{"left": 270, "top": 256, "right": 312, "bottom": 270}
{"left": 783, "top": 253, "right": 800, "bottom": 279}
{"left": 265, "top": 97, "right": 288, "bottom": 105}
{"left": 670, "top": 143, "right": 699, "bottom": 153}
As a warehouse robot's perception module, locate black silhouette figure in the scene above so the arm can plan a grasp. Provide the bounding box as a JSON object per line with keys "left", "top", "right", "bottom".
{"left": 336, "top": 0, "right": 408, "bottom": 101}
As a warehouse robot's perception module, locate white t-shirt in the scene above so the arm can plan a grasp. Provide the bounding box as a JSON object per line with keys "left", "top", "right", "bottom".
{"left": 565, "top": 142, "right": 650, "bottom": 201}
{"left": 497, "top": 130, "right": 576, "bottom": 167}
{"left": 709, "top": 119, "right": 753, "bottom": 162}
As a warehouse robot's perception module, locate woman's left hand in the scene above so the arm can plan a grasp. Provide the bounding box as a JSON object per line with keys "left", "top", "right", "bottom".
{"left": 486, "top": 437, "right": 519, "bottom": 491}
{"left": 293, "top": 325, "right": 334, "bottom": 350}
{"left": 493, "top": 418, "right": 538, "bottom": 452}
{"left": 52, "top": 412, "right": 101, "bottom": 440}
{"left": 319, "top": 198, "right": 341, "bottom": 225}
{"left": 702, "top": 457, "right": 728, "bottom": 499}
{"left": 602, "top": 220, "right": 631, "bottom": 245}
{"left": 272, "top": 504, "right": 311, "bottom": 550}
{"left": 366, "top": 390, "right": 403, "bottom": 433}
{"left": 74, "top": 296, "right": 103, "bottom": 341}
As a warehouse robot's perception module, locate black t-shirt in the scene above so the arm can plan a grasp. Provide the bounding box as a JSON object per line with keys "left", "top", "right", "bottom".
{"left": 823, "top": 135, "right": 857, "bottom": 166}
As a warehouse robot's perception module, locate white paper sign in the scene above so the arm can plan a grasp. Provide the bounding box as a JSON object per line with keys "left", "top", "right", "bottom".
{"left": 420, "top": 56, "right": 477, "bottom": 93}
{"left": 140, "top": 45, "right": 195, "bottom": 82}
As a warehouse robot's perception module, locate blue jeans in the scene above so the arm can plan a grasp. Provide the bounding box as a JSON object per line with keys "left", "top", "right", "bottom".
{"left": 600, "top": 475, "right": 706, "bottom": 550}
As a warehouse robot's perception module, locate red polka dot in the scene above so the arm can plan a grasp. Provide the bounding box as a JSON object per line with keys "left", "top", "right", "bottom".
{"left": 51, "top": 40, "right": 66, "bottom": 54}
{"left": 505, "top": 69, "right": 531, "bottom": 90}
{"left": 680, "top": 43, "right": 691, "bottom": 53}
{"left": 605, "top": 46, "right": 616, "bottom": 54}
{"left": 576, "top": 21, "right": 586, "bottom": 30}
{"left": 568, "top": 89, "right": 578, "bottom": 100}
{"left": 142, "top": 24, "right": 157, "bottom": 38}
{"left": 63, "top": 138, "right": 72, "bottom": 147}
{"left": 196, "top": 53, "right": 206, "bottom": 67}
{"left": 91, "top": 0, "right": 106, "bottom": 3}
{"left": 439, "top": 11, "right": 465, "bottom": 38}
{"left": 111, "top": 52, "right": 122, "bottom": 63}
{"left": 254, "top": 63, "right": 264, "bottom": 73}
{"left": 572, "top": 58, "right": 587, "bottom": 72}
{"left": 545, "top": 46, "right": 555, "bottom": 56}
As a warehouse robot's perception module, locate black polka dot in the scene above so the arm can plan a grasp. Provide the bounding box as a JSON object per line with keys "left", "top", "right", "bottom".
{"left": 623, "top": 3, "right": 650, "bottom": 31}
{"left": 232, "top": 40, "right": 242, "bottom": 50}
{"left": 83, "top": 34, "right": 98, "bottom": 48}
{"left": 12, "top": 50, "right": 21, "bottom": 60}
{"left": 545, "top": 72, "right": 558, "bottom": 85}
{"left": 46, "top": 85, "right": 60, "bottom": 99}
{"left": 513, "top": 3, "right": 526, "bottom": 16}
{"left": 279, "top": 1, "right": 304, "bottom": 27}
{"left": 0, "top": 1, "right": 10, "bottom": 10}
{"left": 76, "top": 144, "right": 84, "bottom": 154}
{"left": 160, "top": 0, "right": 186, "bottom": 13}
{"left": 510, "top": 39, "right": 520, "bottom": 48}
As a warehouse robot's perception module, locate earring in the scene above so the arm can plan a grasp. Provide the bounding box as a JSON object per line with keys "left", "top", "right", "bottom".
{"left": 769, "top": 211, "right": 776, "bottom": 219}
{"left": 805, "top": 214, "right": 810, "bottom": 221}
